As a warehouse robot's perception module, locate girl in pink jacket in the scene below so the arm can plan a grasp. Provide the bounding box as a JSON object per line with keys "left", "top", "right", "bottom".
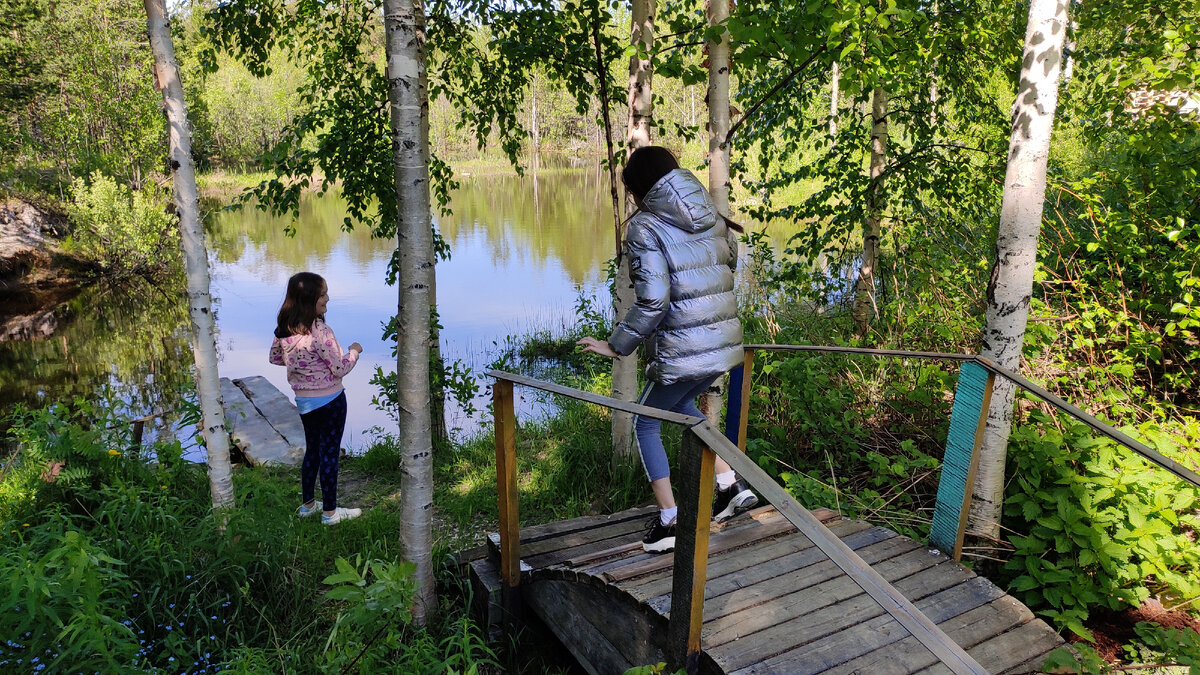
{"left": 269, "top": 272, "right": 362, "bottom": 525}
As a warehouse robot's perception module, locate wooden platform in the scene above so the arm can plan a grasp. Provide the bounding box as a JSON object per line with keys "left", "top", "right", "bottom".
{"left": 220, "top": 376, "right": 305, "bottom": 466}
{"left": 470, "top": 505, "right": 1065, "bottom": 675}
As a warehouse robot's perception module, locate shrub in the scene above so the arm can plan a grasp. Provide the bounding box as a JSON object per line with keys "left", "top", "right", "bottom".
{"left": 64, "top": 172, "right": 179, "bottom": 275}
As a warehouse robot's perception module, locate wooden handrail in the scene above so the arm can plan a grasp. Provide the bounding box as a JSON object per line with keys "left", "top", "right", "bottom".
{"left": 742, "top": 345, "right": 1200, "bottom": 489}
{"left": 487, "top": 369, "right": 986, "bottom": 675}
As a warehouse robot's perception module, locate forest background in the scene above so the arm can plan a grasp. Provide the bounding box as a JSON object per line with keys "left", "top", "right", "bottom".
{"left": 1, "top": 0, "right": 1198, "bottom": 671}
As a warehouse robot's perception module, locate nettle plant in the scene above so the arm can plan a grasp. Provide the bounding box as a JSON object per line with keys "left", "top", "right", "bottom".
{"left": 1000, "top": 410, "right": 1200, "bottom": 639}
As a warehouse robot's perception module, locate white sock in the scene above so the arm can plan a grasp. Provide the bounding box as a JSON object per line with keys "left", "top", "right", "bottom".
{"left": 660, "top": 506, "right": 678, "bottom": 525}
{"left": 716, "top": 471, "right": 736, "bottom": 490}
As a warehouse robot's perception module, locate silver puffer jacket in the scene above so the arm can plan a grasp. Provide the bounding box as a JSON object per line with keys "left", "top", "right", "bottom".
{"left": 607, "top": 168, "right": 743, "bottom": 385}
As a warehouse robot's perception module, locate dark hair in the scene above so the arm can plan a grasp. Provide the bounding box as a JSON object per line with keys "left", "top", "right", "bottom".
{"left": 275, "top": 272, "right": 326, "bottom": 338}
{"left": 622, "top": 146, "right": 744, "bottom": 233}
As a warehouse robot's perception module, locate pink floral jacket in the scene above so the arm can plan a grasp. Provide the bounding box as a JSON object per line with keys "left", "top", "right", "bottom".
{"left": 269, "top": 319, "right": 359, "bottom": 398}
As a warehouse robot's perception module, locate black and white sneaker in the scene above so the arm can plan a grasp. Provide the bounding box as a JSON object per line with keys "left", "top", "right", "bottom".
{"left": 713, "top": 479, "right": 758, "bottom": 522}
{"left": 642, "top": 516, "right": 677, "bottom": 553}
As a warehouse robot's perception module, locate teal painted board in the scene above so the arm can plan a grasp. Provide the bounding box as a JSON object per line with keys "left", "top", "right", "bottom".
{"left": 930, "top": 362, "right": 991, "bottom": 557}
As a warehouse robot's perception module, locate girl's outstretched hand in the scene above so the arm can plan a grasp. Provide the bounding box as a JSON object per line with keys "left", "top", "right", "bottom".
{"left": 576, "top": 337, "right": 617, "bottom": 359}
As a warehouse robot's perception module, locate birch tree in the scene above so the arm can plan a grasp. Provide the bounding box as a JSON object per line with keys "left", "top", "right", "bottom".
{"left": 143, "top": 0, "right": 235, "bottom": 510}
{"left": 851, "top": 86, "right": 888, "bottom": 334}
{"left": 384, "top": 0, "right": 436, "bottom": 622}
{"left": 970, "top": 0, "right": 1070, "bottom": 537}
{"left": 700, "top": 0, "right": 732, "bottom": 424}
{"left": 612, "top": 0, "right": 655, "bottom": 461}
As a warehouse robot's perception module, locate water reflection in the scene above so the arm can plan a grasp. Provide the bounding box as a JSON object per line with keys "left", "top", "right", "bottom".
{"left": 2, "top": 161, "right": 806, "bottom": 454}
{"left": 203, "top": 164, "right": 614, "bottom": 447}
{"left": 0, "top": 278, "right": 195, "bottom": 444}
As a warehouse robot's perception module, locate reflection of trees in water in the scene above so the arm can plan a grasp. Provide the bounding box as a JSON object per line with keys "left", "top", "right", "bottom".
{"left": 438, "top": 166, "right": 613, "bottom": 284}
{"left": 0, "top": 276, "right": 194, "bottom": 430}
{"left": 205, "top": 166, "right": 617, "bottom": 286}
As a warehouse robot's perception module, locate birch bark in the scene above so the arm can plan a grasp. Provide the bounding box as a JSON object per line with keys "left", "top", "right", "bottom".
{"left": 612, "top": 0, "right": 655, "bottom": 461}
{"left": 970, "top": 0, "right": 1069, "bottom": 537}
{"left": 143, "top": 0, "right": 234, "bottom": 510}
{"left": 852, "top": 87, "right": 888, "bottom": 334}
{"left": 829, "top": 61, "right": 840, "bottom": 141}
{"left": 383, "top": 0, "right": 436, "bottom": 623}
{"left": 703, "top": 0, "right": 731, "bottom": 424}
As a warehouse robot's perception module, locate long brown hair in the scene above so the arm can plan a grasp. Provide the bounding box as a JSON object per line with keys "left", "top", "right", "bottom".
{"left": 275, "top": 272, "right": 325, "bottom": 338}
{"left": 622, "top": 146, "right": 744, "bottom": 233}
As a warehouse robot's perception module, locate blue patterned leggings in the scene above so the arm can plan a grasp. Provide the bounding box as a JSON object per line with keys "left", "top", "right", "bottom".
{"left": 299, "top": 392, "right": 347, "bottom": 510}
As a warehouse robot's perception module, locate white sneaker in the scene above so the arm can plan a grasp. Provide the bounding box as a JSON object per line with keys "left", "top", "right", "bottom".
{"left": 297, "top": 501, "right": 324, "bottom": 517}
{"left": 322, "top": 507, "right": 362, "bottom": 525}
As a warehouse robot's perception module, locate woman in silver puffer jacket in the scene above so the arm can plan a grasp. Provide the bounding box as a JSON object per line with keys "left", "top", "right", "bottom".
{"left": 578, "top": 146, "right": 758, "bottom": 554}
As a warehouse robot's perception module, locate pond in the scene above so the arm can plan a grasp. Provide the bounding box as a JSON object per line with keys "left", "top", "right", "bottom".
{"left": 0, "top": 159, "right": 801, "bottom": 457}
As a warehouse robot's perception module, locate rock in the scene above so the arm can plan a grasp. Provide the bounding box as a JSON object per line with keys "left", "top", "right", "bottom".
{"left": 0, "top": 197, "right": 69, "bottom": 283}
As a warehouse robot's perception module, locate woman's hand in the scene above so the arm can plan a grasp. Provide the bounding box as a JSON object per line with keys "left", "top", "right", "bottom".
{"left": 576, "top": 337, "right": 618, "bottom": 358}
{"left": 348, "top": 342, "right": 363, "bottom": 354}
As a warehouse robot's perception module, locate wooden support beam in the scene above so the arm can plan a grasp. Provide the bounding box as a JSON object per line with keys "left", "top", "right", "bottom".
{"left": 667, "top": 429, "right": 716, "bottom": 675}
{"left": 737, "top": 350, "right": 754, "bottom": 452}
{"left": 930, "top": 363, "right": 995, "bottom": 560}
{"left": 493, "top": 379, "right": 521, "bottom": 628}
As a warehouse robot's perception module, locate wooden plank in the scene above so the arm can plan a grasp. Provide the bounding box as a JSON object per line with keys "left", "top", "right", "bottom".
{"left": 929, "top": 362, "right": 993, "bottom": 560}
{"left": 641, "top": 530, "right": 908, "bottom": 618}
{"left": 706, "top": 555, "right": 972, "bottom": 672}
{"left": 667, "top": 429, "right": 716, "bottom": 675}
{"left": 692, "top": 421, "right": 987, "bottom": 675}
{"left": 508, "top": 504, "right": 654, "bottom": 546}
{"left": 914, "top": 621, "right": 1065, "bottom": 675}
{"left": 580, "top": 508, "right": 786, "bottom": 580}
{"left": 234, "top": 375, "right": 306, "bottom": 454}
{"left": 821, "top": 596, "right": 1036, "bottom": 675}
{"left": 493, "top": 379, "right": 520, "bottom": 607}
{"left": 998, "top": 646, "right": 1063, "bottom": 674}
{"left": 757, "top": 577, "right": 1011, "bottom": 674}
{"left": 603, "top": 508, "right": 800, "bottom": 583}
{"left": 524, "top": 579, "right": 638, "bottom": 675}
{"left": 524, "top": 517, "right": 657, "bottom": 569}
{"left": 619, "top": 520, "right": 878, "bottom": 605}
{"left": 487, "top": 369, "right": 701, "bottom": 426}
{"left": 567, "top": 540, "right": 645, "bottom": 567}
{"left": 220, "top": 377, "right": 295, "bottom": 466}
{"left": 702, "top": 542, "right": 949, "bottom": 649}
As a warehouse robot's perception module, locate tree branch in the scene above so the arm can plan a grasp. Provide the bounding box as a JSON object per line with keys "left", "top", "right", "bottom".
{"left": 724, "top": 44, "right": 828, "bottom": 146}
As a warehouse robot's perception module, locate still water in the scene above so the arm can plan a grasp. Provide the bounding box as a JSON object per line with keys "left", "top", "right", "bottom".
{"left": 0, "top": 161, "right": 794, "bottom": 455}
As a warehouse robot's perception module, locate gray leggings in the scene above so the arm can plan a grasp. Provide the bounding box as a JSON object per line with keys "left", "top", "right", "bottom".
{"left": 634, "top": 375, "right": 721, "bottom": 482}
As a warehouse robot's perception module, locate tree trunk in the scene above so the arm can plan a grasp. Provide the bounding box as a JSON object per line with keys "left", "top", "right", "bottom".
{"left": 852, "top": 87, "right": 888, "bottom": 334}
{"left": 828, "top": 61, "right": 840, "bottom": 140}
{"left": 969, "top": 0, "right": 1069, "bottom": 538}
{"left": 143, "top": 0, "right": 235, "bottom": 510}
{"left": 383, "top": 0, "right": 436, "bottom": 624}
{"left": 704, "top": 0, "right": 731, "bottom": 424}
{"left": 612, "top": 0, "right": 655, "bottom": 463}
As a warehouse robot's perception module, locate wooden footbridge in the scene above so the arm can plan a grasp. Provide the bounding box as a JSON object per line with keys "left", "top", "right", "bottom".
{"left": 465, "top": 345, "right": 1200, "bottom": 675}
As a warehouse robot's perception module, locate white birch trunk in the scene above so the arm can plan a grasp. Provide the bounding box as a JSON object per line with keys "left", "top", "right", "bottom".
{"left": 612, "top": 0, "right": 655, "bottom": 462}
{"left": 704, "top": 0, "right": 732, "bottom": 424}
{"left": 969, "top": 0, "right": 1069, "bottom": 537}
{"left": 143, "top": 0, "right": 235, "bottom": 510}
{"left": 852, "top": 87, "right": 888, "bottom": 333}
{"left": 383, "top": 0, "right": 436, "bottom": 623}
{"left": 829, "top": 61, "right": 840, "bottom": 140}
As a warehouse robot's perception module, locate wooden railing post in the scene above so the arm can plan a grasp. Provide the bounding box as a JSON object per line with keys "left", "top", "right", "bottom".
{"left": 930, "top": 361, "right": 996, "bottom": 560}
{"left": 492, "top": 379, "right": 521, "bottom": 625}
{"left": 667, "top": 427, "right": 715, "bottom": 675}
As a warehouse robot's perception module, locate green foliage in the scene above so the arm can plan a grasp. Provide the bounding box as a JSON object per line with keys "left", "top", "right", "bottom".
{"left": 0, "top": 0, "right": 162, "bottom": 193}
{"left": 1, "top": 400, "right": 503, "bottom": 673}
{"left": 63, "top": 172, "right": 180, "bottom": 275}
{"left": 1129, "top": 621, "right": 1200, "bottom": 672}
{"left": 1000, "top": 411, "right": 1200, "bottom": 638}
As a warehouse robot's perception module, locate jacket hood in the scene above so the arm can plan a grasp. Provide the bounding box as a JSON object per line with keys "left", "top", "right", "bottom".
{"left": 640, "top": 169, "right": 718, "bottom": 234}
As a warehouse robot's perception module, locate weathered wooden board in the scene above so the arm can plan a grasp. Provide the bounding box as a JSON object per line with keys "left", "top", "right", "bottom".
{"left": 236, "top": 375, "right": 306, "bottom": 453}
{"left": 477, "top": 505, "right": 1064, "bottom": 674}
{"left": 221, "top": 377, "right": 300, "bottom": 466}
